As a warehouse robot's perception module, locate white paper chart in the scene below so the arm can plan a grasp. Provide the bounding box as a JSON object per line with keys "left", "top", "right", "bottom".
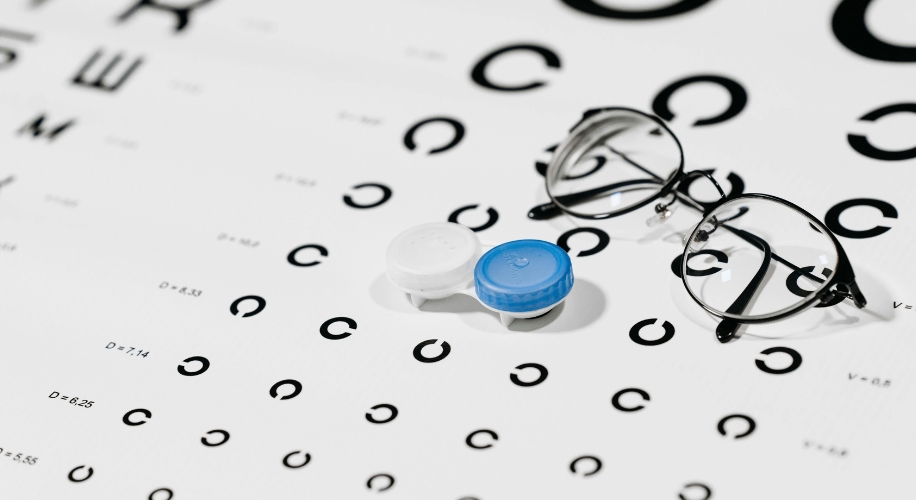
{"left": 1, "top": 0, "right": 915, "bottom": 498}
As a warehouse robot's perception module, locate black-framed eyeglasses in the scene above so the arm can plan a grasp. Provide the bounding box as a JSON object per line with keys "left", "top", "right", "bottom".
{"left": 528, "top": 107, "right": 867, "bottom": 343}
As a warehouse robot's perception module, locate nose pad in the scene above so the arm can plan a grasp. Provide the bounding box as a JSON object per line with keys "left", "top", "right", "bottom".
{"left": 683, "top": 224, "right": 714, "bottom": 252}
{"left": 646, "top": 203, "right": 677, "bottom": 227}
{"left": 683, "top": 216, "right": 718, "bottom": 251}
{"left": 683, "top": 230, "right": 709, "bottom": 251}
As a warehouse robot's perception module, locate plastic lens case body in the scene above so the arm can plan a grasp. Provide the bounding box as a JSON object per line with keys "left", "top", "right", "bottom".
{"left": 386, "top": 223, "right": 574, "bottom": 326}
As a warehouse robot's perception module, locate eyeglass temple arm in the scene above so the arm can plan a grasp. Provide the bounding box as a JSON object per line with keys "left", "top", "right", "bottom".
{"left": 530, "top": 149, "right": 723, "bottom": 220}
{"left": 720, "top": 224, "right": 866, "bottom": 307}
{"left": 606, "top": 146, "right": 664, "bottom": 181}
{"left": 602, "top": 150, "right": 727, "bottom": 205}
{"left": 713, "top": 224, "right": 867, "bottom": 343}
{"left": 715, "top": 228, "right": 773, "bottom": 343}
{"left": 528, "top": 144, "right": 669, "bottom": 220}
{"left": 827, "top": 239, "right": 867, "bottom": 308}
{"left": 528, "top": 179, "right": 663, "bottom": 220}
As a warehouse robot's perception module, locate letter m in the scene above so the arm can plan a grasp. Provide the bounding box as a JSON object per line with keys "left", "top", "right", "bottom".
{"left": 18, "top": 114, "right": 75, "bottom": 142}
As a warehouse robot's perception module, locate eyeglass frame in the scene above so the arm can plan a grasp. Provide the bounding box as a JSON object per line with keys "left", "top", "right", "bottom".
{"left": 531, "top": 107, "right": 867, "bottom": 342}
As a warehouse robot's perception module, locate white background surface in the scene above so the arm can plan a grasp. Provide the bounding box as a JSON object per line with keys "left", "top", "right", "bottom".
{"left": 0, "top": 0, "right": 914, "bottom": 498}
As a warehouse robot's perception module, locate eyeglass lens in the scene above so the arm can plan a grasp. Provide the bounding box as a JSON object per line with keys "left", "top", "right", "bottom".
{"left": 682, "top": 198, "right": 840, "bottom": 321}
{"left": 545, "top": 109, "right": 682, "bottom": 218}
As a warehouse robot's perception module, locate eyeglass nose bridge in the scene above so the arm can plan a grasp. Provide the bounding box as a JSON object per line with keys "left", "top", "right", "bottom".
{"left": 648, "top": 170, "right": 727, "bottom": 227}
{"left": 669, "top": 170, "right": 728, "bottom": 206}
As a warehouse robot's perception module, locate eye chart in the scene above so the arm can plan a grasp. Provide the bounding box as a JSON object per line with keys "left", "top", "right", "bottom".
{"left": 1, "top": 0, "right": 914, "bottom": 499}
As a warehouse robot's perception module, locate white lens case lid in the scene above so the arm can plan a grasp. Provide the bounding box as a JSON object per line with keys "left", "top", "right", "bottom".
{"left": 386, "top": 222, "right": 482, "bottom": 298}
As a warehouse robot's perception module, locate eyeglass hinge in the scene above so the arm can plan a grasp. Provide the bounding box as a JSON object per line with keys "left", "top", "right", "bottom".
{"left": 836, "top": 281, "right": 867, "bottom": 308}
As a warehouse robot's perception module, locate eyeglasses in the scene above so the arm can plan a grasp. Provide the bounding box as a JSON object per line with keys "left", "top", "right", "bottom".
{"left": 528, "top": 107, "right": 867, "bottom": 343}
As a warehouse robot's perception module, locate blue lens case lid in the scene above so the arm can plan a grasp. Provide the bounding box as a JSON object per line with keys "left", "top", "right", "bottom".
{"left": 474, "top": 239, "right": 573, "bottom": 313}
